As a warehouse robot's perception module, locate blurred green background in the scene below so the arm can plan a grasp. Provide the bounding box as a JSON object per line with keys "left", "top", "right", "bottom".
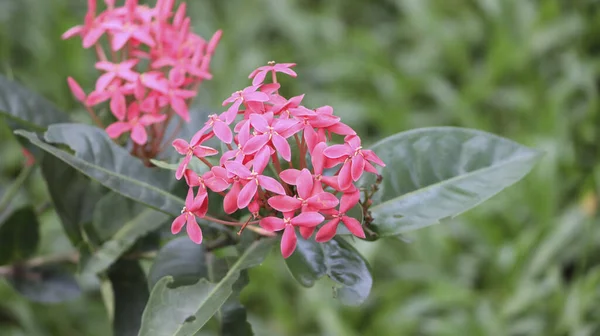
{"left": 1, "top": 0, "right": 600, "bottom": 335}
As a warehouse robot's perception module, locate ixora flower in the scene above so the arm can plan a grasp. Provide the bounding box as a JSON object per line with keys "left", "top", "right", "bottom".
{"left": 171, "top": 62, "right": 385, "bottom": 258}
{"left": 64, "top": 0, "right": 221, "bottom": 160}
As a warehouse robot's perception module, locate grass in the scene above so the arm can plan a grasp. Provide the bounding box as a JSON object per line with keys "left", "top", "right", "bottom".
{"left": 1, "top": 0, "right": 600, "bottom": 335}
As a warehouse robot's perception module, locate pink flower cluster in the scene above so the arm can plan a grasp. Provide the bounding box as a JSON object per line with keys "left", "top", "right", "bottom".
{"left": 171, "top": 62, "right": 385, "bottom": 258}
{"left": 63, "top": 0, "right": 221, "bottom": 152}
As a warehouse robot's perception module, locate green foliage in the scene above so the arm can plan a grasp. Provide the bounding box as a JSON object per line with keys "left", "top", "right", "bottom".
{"left": 139, "top": 239, "right": 274, "bottom": 336}
{"left": 1, "top": 0, "right": 598, "bottom": 335}
{"left": 0, "top": 206, "right": 39, "bottom": 265}
{"left": 362, "top": 127, "right": 543, "bottom": 236}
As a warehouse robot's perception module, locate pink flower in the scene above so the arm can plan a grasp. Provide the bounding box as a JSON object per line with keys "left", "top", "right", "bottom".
{"left": 222, "top": 85, "right": 269, "bottom": 123}
{"left": 315, "top": 190, "right": 365, "bottom": 243}
{"left": 269, "top": 168, "right": 339, "bottom": 213}
{"left": 243, "top": 112, "right": 302, "bottom": 161}
{"left": 225, "top": 147, "right": 286, "bottom": 209}
{"left": 249, "top": 62, "right": 297, "bottom": 86}
{"left": 323, "top": 135, "right": 386, "bottom": 190}
{"left": 171, "top": 188, "right": 207, "bottom": 244}
{"left": 95, "top": 60, "right": 139, "bottom": 91}
{"left": 105, "top": 102, "right": 166, "bottom": 145}
{"left": 172, "top": 130, "right": 218, "bottom": 180}
{"left": 203, "top": 113, "right": 233, "bottom": 144}
{"left": 260, "top": 211, "right": 324, "bottom": 258}
{"left": 102, "top": 18, "right": 156, "bottom": 51}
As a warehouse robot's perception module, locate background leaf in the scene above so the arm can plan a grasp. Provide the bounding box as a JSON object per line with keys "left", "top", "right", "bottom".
{"left": 0, "top": 74, "right": 69, "bottom": 131}
{"left": 83, "top": 209, "right": 169, "bottom": 275}
{"left": 0, "top": 206, "right": 39, "bottom": 265}
{"left": 362, "top": 127, "right": 543, "bottom": 236}
{"left": 7, "top": 263, "right": 81, "bottom": 303}
{"left": 147, "top": 237, "right": 208, "bottom": 289}
{"left": 285, "top": 237, "right": 372, "bottom": 306}
{"left": 108, "top": 260, "right": 149, "bottom": 336}
{"left": 16, "top": 125, "right": 181, "bottom": 215}
{"left": 139, "top": 239, "right": 274, "bottom": 336}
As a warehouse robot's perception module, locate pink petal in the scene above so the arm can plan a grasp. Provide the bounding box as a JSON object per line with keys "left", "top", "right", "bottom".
{"left": 249, "top": 113, "right": 269, "bottom": 133}
{"left": 131, "top": 124, "right": 148, "bottom": 145}
{"left": 281, "top": 225, "right": 297, "bottom": 259}
{"left": 296, "top": 169, "right": 314, "bottom": 199}
{"left": 237, "top": 181, "right": 258, "bottom": 209}
{"left": 250, "top": 69, "right": 268, "bottom": 86}
{"left": 328, "top": 122, "right": 356, "bottom": 136}
{"left": 140, "top": 113, "right": 167, "bottom": 126}
{"left": 171, "top": 96, "right": 190, "bottom": 122}
{"left": 176, "top": 154, "right": 192, "bottom": 180}
{"left": 340, "top": 190, "right": 361, "bottom": 213}
{"left": 258, "top": 176, "right": 285, "bottom": 195}
{"left": 213, "top": 120, "right": 233, "bottom": 144}
{"left": 299, "top": 226, "right": 315, "bottom": 240}
{"left": 67, "top": 77, "right": 86, "bottom": 102}
{"left": 271, "top": 134, "right": 291, "bottom": 161}
{"left": 223, "top": 183, "right": 241, "bottom": 214}
{"left": 291, "top": 212, "right": 324, "bottom": 227}
{"left": 244, "top": 91, "right": 269, "bottom": 102}
{"left": 83, "top": 27, "right": 105, "bottom": 48}
{"left": 304, "top": 126, "right": 319, "bottom": 153}
{"left": 192, "top": 145, "right": 219, "bottom": 158}
{"left": 225, "top": 161, "right": 252, "bottom": 178}
{"left": 342, "top": 216, "right": 365, "bottom": 239}
{"left": 184, "top": 187, "right": 195, "bottom": 206}
{"left": 207, "top": 29, "right": 222, "bottom": 55}
{"left": 268, "top": 196, "right": 302, "bottom": 212}
{"left": 224, "top": 99, "right": 242, "bottom": 124}
{"left": 62, "top": 25, "right": 83, "bottom": 40}
{"left": 243, "top": 134, "right": 269, "bottom": 155}
{"left": 279, "top": 169, "right": 301, "bottom": 185}
{"left": 307, "top": 192, "right": 340, "bottom": 210}
{"left": 172, "top": 139, "right": 190, "bottom": 155}
{"left": 111, "top": 31, "right": 131, "bottom": 51}
{"left": 315, "top": 219, "right": 341, "bottom": 243}
{"left": 351, "top": 154, "right": 365, "bottom": 182}
{"left": 96, "top": 72, "right": 116, "bottom": 92}
{"left": 323, "top": 144, "right": 351, "bottom": 159}
{"left": 363, "top": 150, "right": 386, "bottom": 167}
{"left": 338, "top": 162, "right": 353, "bottom": 191}
{"left": 205, "top": 177, "right": 229, "bottom": 192}
{"left": 186, "top": 216, "right": 203, "bottom": 244}
{"left": 260, "top": 217, "right": 285, "bottom": 231}
{"left": 171, "top": 214, "right": 186, "bottom": 234}
{"left": 105, "top": 122, "right": 130, "bottom": 139}
{"left": 311, "top": 142, "right": 327, "bottom": 174}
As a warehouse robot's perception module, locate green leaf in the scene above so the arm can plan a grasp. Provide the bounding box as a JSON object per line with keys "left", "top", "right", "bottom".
{"left": 362, "top": 127, "right": 543, "bottom": 236}
{"left": 16, "top": 124, "right": 182, "bottom": 216}
{"left": 149, "top": 159, "right": 179, "bottom": 171}
{"left": 139, "top": 239, "right": 274, "bottom": 336}
{"left": 0, "top": 206, "right": 40, "bottom": 265}
{"left": 285, "top": 237, "right": 372, "bottom": 306}
{"left": 92, "top": 193, "right": 138, "bottom": 243}
{"left": 108, "top": 260, "right": 150, "bottom": 336}
{"left": 7, "top": 263, "right": 81, "bottom": 303}
{"left": 147, "top": 237, "right": 208, "bottom": 289}
{"left": 83, "top": 209, "right": 169, "bottom": 275}
{"left": 40, "top": 154, "right": 106, "bottom": 246}
{"left": 0, "top": 74, "right": 69, "bottom": 131}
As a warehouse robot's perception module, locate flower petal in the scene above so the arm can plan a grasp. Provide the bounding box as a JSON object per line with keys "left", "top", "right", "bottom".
{"left": 171, "top": 214, "right": 186, "bottom": 234}
{"left": 268, "top": 196, "right": 302, "bottom": 212}
{"left": 243, "top": 134, "right": 270, "bottom": 155}
{"left": 281, "top": 225, "right": 297, "bottom": 259}
{"left": 186, "top": 215, "right": 203, "bottom": 244}
{"left": 307, "top": 192, "right": 340, "bottom": 210}
{"left": 237, "top": 181, "right": 258, "bottom": 209}
{"left": 172, "top": 139, "right": 190, "bottom": 155}
{"left": 299, "top": 226, "right": 315, "bottom": 240}
{"left": 351, "top": 154, "right": 365, "bottom": 182}
{"left": 279, "top": 169, "right": 301, "bottom": 185}
{"left": 341, "top": 216, "right": 365, "bottom": 239}
{"left": 323, "top": 144, "right": 351, "bottom": 159}
{"left": 249, "top": 113, "right": 269, "bottom": 133}
{"left": 315, "top": 218, "right": 340, "bottom": 243}
{"left": 271, "top": 134, "right": 291, "bottom": 161}
{"left": 223, "top": 182, "right": 241, "bottom": 214}
{"left": 338, "top": 162, "right": 353, "bottom": 191}
{"left": 258, "top": 176, "right": 285, "bottom": 195}
{"left": 296, "top": 169, "right": 314, "bottom": 199}
{"left": 260, "top": 217, "right": 285, "bottom": 231}
{"left": 291, "top": 212, "right": 324, "bottom": 227}
{"left": 105, "top": 122, "right": 130, "bottom": 139}
{"left": 131, "top": 124, "right": 148, "bottom": 145}
{"left": 340, "top": 190, "right": 361, "bottom": 213}
{"left": 213, "top": 120, "right": 233, "bottom": 144}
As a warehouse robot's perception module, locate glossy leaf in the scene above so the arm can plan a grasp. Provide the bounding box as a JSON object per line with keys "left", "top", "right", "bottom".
{"left": 0, "top": 74, "right": 69, "bottom": 131}
{"left": 138, "top": 239, "right": 274, "bottom": 336}
{"left": 16, "top": 125, "right": 182, "bottom": 216}
{"left": 147, "top": 237, "right": 208, "bottom": 289}
{"left": 0, "top": 206, "right": 40, "bottom": 266}
{"left": 7, "top": 264, "right": 81, "bottom": 303}
{"left": 361, "top": 127, "right": 543, "bottom": 236}
{"left": 40, "top": 154, "right": 106, "bottom": 246}
{"left": 108, "top": 260, "right": 150, "bottom": 336}
{"left": 285, "top": 237, "right": 372, "bottom": 306}
{"left": 83, "top": 209, "right": 169, "bottom": 275}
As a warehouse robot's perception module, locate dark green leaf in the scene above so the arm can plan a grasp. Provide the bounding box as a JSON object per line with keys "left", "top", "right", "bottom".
{"left": 8, "top": 263, "right": 81, "bottom": 303}
{"left": 139, "top": 239, "right": 274, "bottom": 336}
{"left": 40, "top": 154, "right": 106, "bottom": 246}
{"left": 285, "top": 237, "right": 372, "bottom": 306}
{"left": 16, "top": 125, "right": 182, "bottom": 216}
{"left": 108, "top": 260, "right": 150, "bottom": 336}
{"left": 207, "top": 255, "right": 253, "bottom": 336}
{"left": 361, "top": 127, "right": 543, "bottom": 236}
{"left": 83, "top": 209, "right": 169, "bottom": 275}
{"left": 92, "top": 193, "right": 138, "bottom": 242}
{"left": 0, "top": 206, "right": 40, "bottom": 265}
{"left": 147, "top": 237, "right": 208, "bottom": 289}
{"left": 0, "top": 74, "right": 69, "bottom": 131}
